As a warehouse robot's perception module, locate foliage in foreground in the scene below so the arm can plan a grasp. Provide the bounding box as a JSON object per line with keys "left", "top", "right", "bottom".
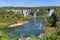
{"left": 31, "top": 33, "right": 59, "bottom": 40}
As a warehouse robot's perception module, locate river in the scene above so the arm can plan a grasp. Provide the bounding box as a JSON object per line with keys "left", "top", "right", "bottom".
{"left": 3, "top": 18, "right": 45, "bottom": 38}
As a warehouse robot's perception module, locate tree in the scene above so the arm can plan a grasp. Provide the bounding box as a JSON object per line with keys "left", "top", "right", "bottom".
{"left": 48, "top": 12, "right": 58, "bottom": 27}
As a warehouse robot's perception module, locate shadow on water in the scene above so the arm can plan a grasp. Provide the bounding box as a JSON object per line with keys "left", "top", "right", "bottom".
{"left": 3, "top": 18, "right": 45, "bottom": 38}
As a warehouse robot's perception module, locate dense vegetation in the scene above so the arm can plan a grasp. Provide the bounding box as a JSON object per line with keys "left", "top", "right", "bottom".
{"left": 0, "top": 8, "right": 29, "bottom": 40}
{"left": 40, "top": 7, "right": 60, "bottom": 40}
{"left": 0, "top": 6, "right": 60, "bottom": 40}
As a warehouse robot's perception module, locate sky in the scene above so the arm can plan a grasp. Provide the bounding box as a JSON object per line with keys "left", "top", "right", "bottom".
{"left": 0, "top": 0, "right": 60, "bottom": 7}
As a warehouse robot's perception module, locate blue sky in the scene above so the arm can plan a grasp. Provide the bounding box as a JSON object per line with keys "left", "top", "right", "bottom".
{"left": 0, "top": 0, "right": 60, "bottom": 7}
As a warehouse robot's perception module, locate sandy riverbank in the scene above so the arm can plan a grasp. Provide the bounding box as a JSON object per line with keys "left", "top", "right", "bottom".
{"left": 7, "top": 21, "right": 29, "bottom": 28}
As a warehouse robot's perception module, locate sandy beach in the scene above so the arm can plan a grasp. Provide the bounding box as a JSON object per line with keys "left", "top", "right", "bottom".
{"left": 7, "top": 21, "right": 28, "bottom": 28}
